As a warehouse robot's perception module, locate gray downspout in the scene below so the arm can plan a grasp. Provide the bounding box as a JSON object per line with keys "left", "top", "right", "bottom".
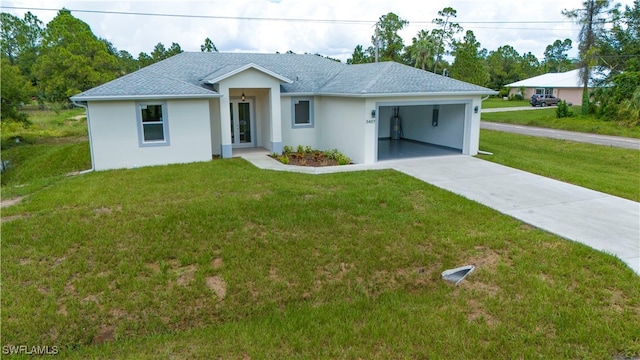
{"left": 71, "top": 100, "right": 95, "bottom": 172}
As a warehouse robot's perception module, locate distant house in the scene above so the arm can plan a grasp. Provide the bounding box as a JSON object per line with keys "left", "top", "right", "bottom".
{"left": 507, "top": 69, "right": 592, "bottom": 105}
{"left": 71, "top": 52, "right": 495, "bottom": 171}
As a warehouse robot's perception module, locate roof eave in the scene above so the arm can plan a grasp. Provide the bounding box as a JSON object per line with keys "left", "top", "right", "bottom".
{"left": 283, "top": 90, "right": 497, "bottom": 98}
{"left": 70, "top": 93, "right": 223, "bottom": 102}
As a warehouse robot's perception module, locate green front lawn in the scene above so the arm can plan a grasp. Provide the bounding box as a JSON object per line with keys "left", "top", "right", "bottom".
{"left": 481, "top": 106, "right": 640, "bottom": 138}
{"left": 478, "top": 130, "right": 640, "bottom": 202}
{"left": 2, "top": 158, "right": 639, "bottom": 358}
{"left": 481, "top": 97, "right": 530, "bottom": 109}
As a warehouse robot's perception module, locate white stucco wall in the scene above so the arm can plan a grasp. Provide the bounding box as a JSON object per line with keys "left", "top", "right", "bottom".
{"left": 209, "top": 98, "right": 221, "bottom": 155}
{"left": 279, "top": 94, "right": 481, "bottom": 164}
{"left": 88, "top": 99, "right": 212, "bottom": 170}
{"left": 316, "top": 96, "right": 368, "bottom": 164}
{"left": 279, "top": 96, "right": 368, "bottom": 163}
{"left": 280, "top": 96, "right": 319, "bottom": 149}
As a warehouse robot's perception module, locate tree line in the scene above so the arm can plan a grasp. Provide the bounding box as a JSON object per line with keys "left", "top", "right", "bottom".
{"left": 2, "top": 2, "right": 638, "bottom": 126}
{"left": 346, "top": 8, "right": 578, "bottom": 90}
{"left": 347, "top": 2, "right": 638, "bottom": 121}
{"left": 1, "top": 9, "right": 219, "bottom": 125}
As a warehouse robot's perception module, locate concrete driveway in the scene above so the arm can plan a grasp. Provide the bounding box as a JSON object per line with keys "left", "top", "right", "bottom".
{"left": 387, "top": 156, "right": 639, "bottom": 275}
{"left": 238, "top": 149, "right": 640, "bottom": 275}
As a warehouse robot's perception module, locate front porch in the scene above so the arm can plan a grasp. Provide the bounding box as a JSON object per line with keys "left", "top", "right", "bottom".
{"left": 205, "top": 65, "right": 291, "bottom": 159}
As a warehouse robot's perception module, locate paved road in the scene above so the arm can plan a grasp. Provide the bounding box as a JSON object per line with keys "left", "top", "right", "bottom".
{"left": 481, "top": 121, "right": 640, "bottom": 150}
{"left": 238, "top": 148, "right": 640, "bottom": 275}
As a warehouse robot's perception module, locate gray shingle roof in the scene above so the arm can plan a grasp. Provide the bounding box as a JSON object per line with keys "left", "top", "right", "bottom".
{"left": 321, "top": 62, "right": 492, "bottom": 95}
{"left": 72, "top": 52, "right": 494, "bottom": 100}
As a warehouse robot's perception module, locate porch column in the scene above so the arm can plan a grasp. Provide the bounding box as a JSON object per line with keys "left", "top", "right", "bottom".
{"left": 269, "top": 86, "right": 282, "bottom": 154}
{"left": 219, "top": 88, "right": 232, "bottom": 158}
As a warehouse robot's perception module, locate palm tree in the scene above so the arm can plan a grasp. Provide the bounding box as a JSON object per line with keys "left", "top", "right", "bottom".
{"left": 408, "top": 30, "right": 436, "bottom": 71}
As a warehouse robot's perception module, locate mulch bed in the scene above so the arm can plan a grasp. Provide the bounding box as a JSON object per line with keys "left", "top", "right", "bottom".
{"left": 269, "top": 153, "right": 342, "bottom": 167}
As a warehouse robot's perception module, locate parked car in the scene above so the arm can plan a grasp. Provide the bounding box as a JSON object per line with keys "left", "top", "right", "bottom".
{"left": 530, "top": 94, "right": 561, "bottom": 107}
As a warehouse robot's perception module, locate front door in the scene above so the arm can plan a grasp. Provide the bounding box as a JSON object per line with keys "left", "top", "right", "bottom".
{"left": 230, "top": 98, "right": 255, "bottom": 147}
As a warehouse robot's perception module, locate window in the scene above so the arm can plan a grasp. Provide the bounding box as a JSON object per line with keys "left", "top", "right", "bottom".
{"left": 292, "top": 98, "right": 314, "bottom": 128}
{"left": 137, "top": 102, "right": 170, "bottom": 146}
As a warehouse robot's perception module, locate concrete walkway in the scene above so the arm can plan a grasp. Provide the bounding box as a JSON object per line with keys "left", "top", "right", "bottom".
{"left": 236, "top": 148, "right": 640, "bottom": 275}
{"left": 482, "top": 121, "right": 640, "bottom": 150}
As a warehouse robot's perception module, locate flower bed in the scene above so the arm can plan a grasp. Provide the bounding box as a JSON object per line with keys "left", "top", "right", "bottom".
{"left": 270, "top": 145, "right": 351, "bottom": 167}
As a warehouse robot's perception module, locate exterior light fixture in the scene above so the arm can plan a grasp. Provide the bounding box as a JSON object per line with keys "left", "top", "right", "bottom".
{"left": 474, "top": 105, "right": 479, "bottom": 114}
{"left": 371, "top": 110, "right": 376, "bottom": 118}
{"left": 241, "top": 90, "right": 246, "bottom": 101}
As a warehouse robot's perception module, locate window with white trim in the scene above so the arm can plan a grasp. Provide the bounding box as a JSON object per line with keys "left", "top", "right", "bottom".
{"left": 292, "top": 98, "right": 314, "bottom": 128}
{"left": 137, "top": 102, "right": 170, "bottom": 146}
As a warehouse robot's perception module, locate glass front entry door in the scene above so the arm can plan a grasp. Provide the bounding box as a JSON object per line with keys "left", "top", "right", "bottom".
{"left": 229, "top": 99, "right": 254, "bottom": 147}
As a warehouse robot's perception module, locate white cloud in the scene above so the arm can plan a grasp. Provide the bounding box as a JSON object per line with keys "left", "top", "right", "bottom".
{"left": 2, "top": 0, "right": 633, "bottom": 62}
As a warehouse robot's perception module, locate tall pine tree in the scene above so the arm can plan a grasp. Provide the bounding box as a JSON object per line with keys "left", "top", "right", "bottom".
{"left": 451, "top": 30, "right": 489, "bottom": 86}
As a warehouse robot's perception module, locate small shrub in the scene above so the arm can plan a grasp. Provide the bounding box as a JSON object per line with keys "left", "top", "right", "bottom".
{"left": 336, "top": 154, "right": 351, "bottom": 165}
{"left": 509, "top": 94, "right": 524, "bottom": 101}
{"left": 296, "top": 145, "right": 305, "bottom": 153}
{"left": 283, "top": 145, "right": 293, "bottom": 155}
{"left": 304, "top": 146, "right": 313, "bottom": 153}
{"left": 279, "top": 156, "right": 289, "bottom": 164}
{"left": 325, "top": 149, "right": 340, "bottom": 160}
{"left": 556, "top": 100, "right": 573, "bottom": 118}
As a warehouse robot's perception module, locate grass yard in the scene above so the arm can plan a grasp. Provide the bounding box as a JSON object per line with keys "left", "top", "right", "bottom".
{"left": 2, "top": 109, "right": 639, "bottom": 358}
{"left": 481, "top": 106, "right": 640, "bottom": 138}
{"left": 1, "top": 107, "right": 87, "bottom": 148}
{"left": 478, "top": 130, "right": 640, "bottom": 202}
{"left": 2, "top": 158, "right": 640, "bottom": 358}
{"left": 1, "top": 108, "right": 91, "bottom": 199}
{"left": 481, "top": 97, "right": 530, "bottom": 109}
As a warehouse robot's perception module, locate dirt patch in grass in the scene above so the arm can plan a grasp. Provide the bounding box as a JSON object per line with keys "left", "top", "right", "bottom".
{"left": 1, "top": 213, "right": 30, "bottom": 223}
{"left": 211, "top": 258, "right": 223, "bottom": 269}
{"left": 468, "top": 246, "right": 510, "bottom": 271}
{"left": 464, "top": 298, "right": 499, "bottom": 327}
{"left": 147, "top": 262, "right": 161, "bottom": 274}
{"left": 82, "top": 294, "right": 100, "bottom": 304}
{"left": 92, "top": 325, "right": 115, "bottom": 344}
{"left": 109, "top": 308, "right": 127, "bottom": 319}
{"left": 205, "top": 276, "right": 227, "bottom": 300}
{"left": 93, "top": 206, "right": 122, "bottom": 216}
{"left": 176, "top": 265, "right": 198, "bottom": 287}
{"left": 1, "top": 196, "right": 24, "bottom": 208}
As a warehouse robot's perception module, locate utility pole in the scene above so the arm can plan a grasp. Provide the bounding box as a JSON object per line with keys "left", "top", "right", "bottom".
{"left": 374, "top": 24, "right": 380, "bottom": 63}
